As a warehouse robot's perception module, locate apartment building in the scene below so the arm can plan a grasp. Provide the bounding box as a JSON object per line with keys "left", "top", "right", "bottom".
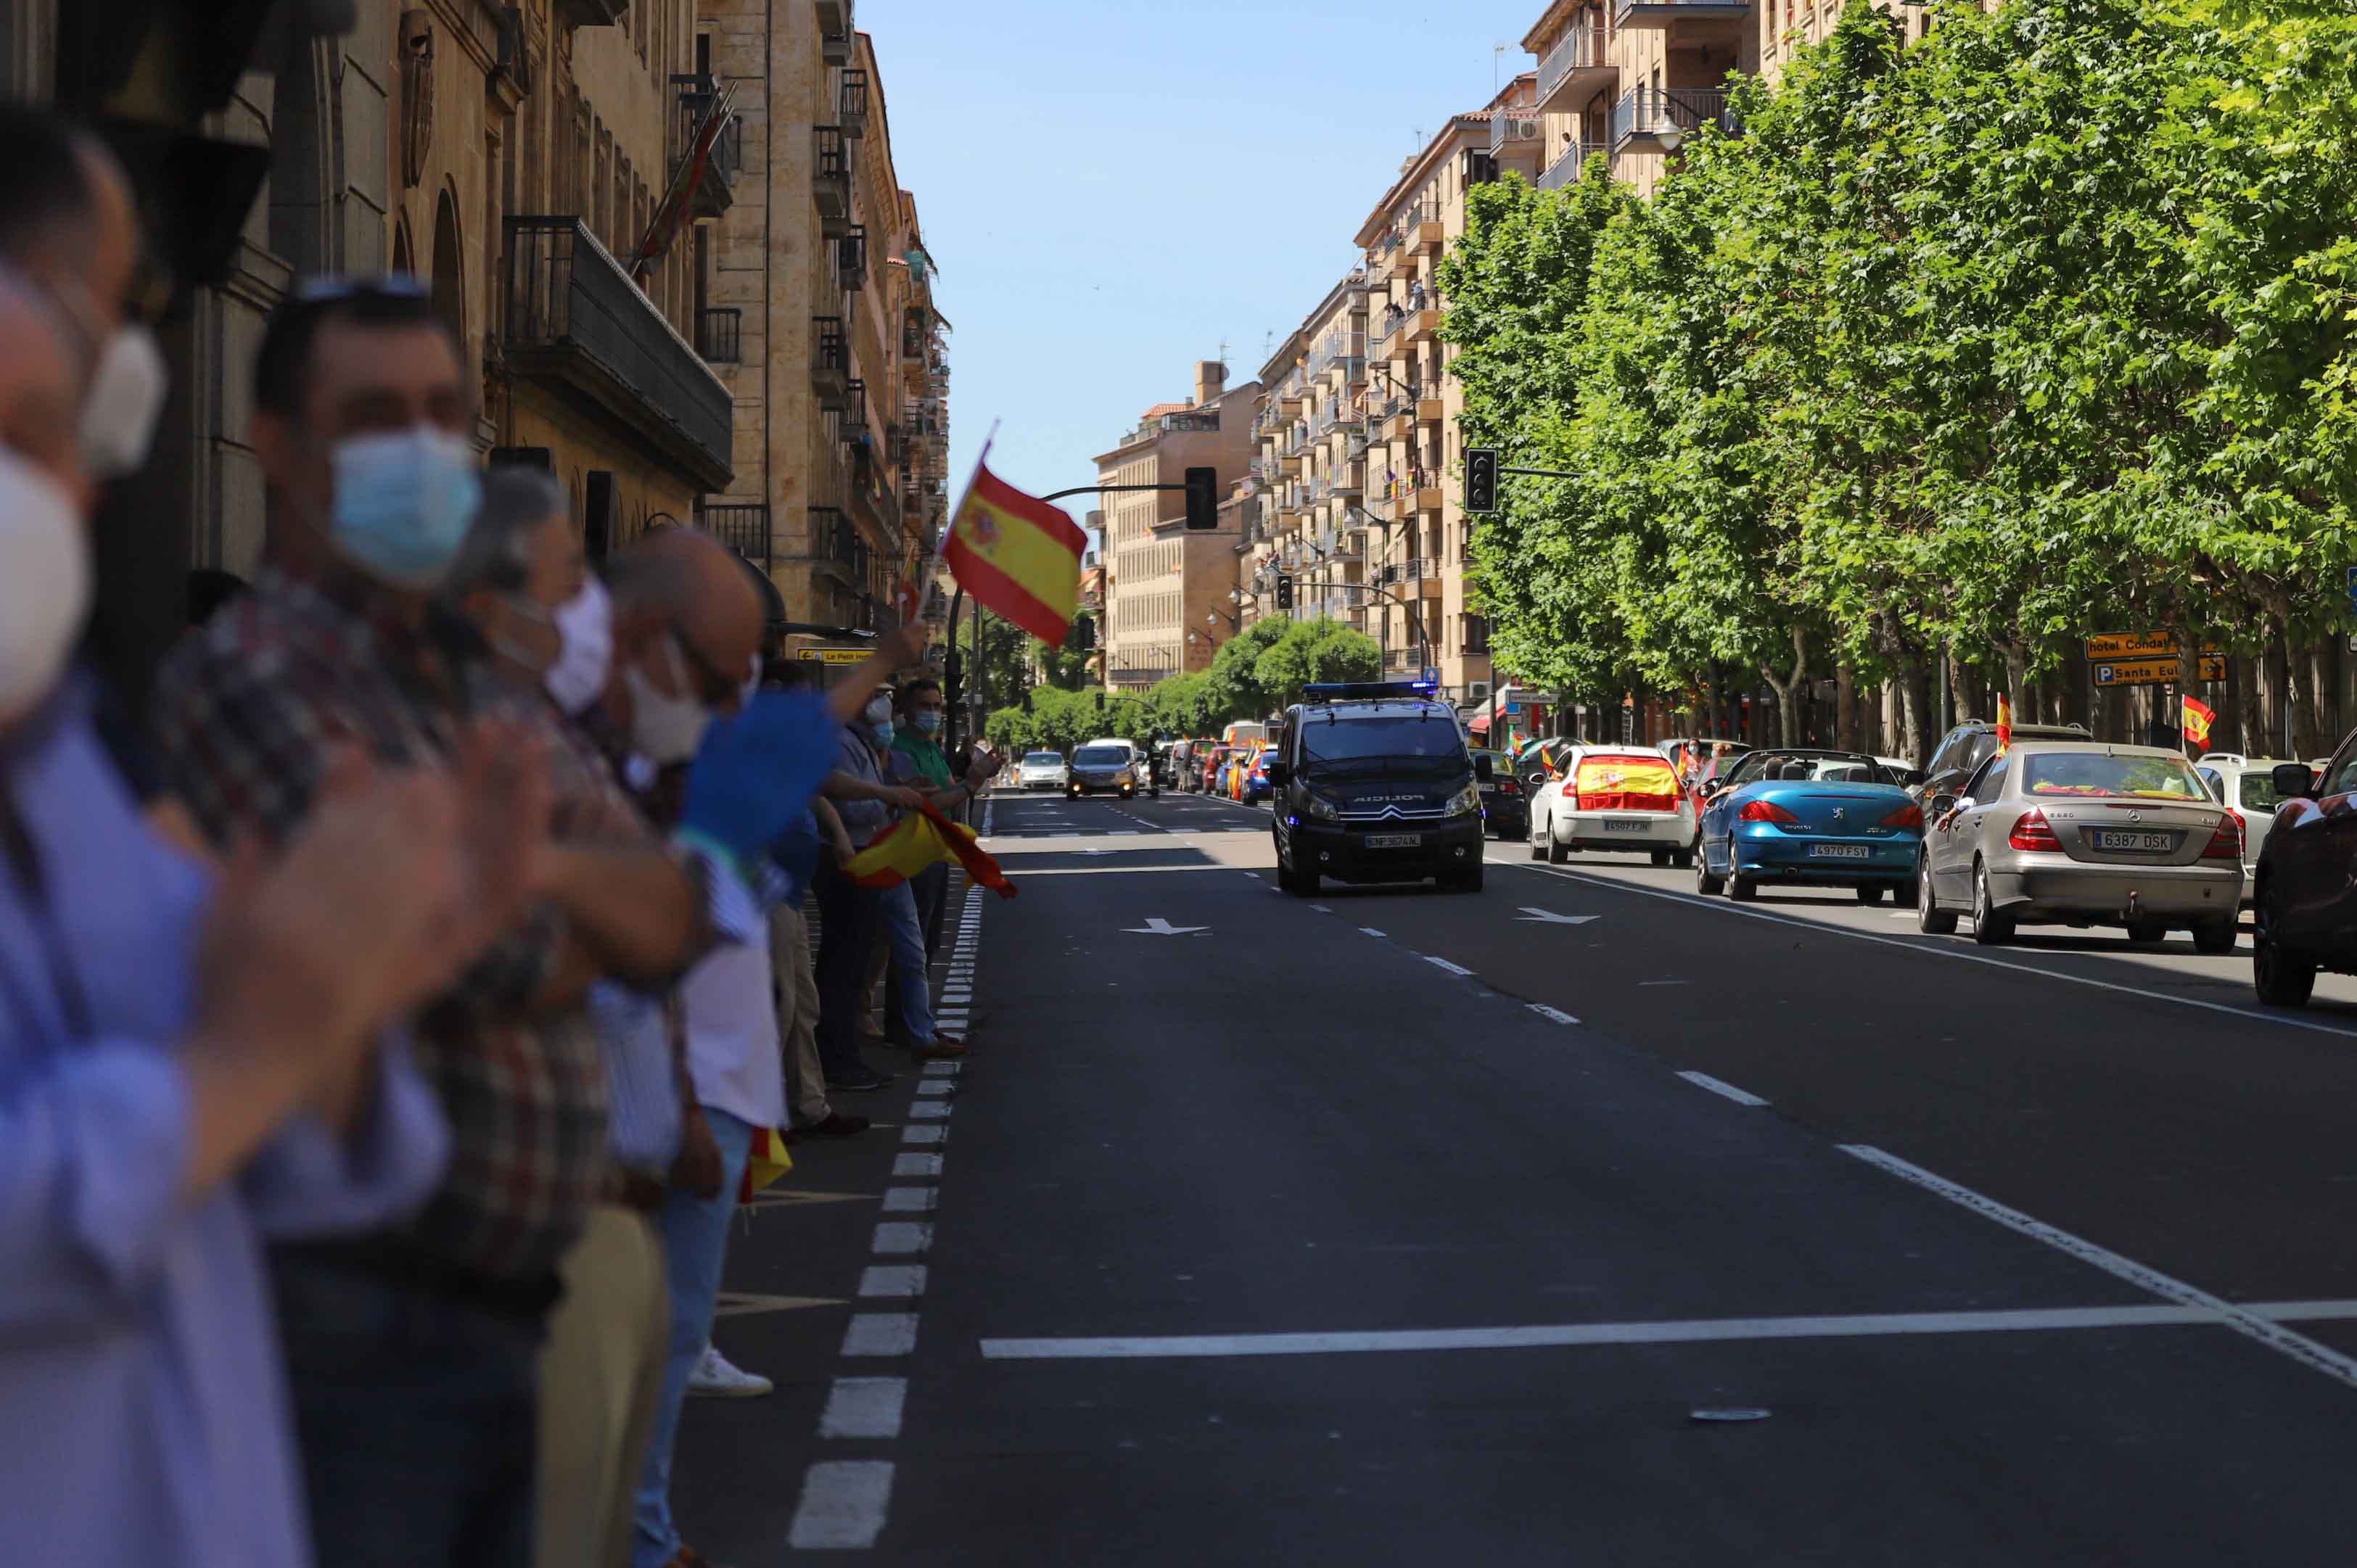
{"left": 695, "top": 4, "right": 950, "bottom": 628}
{"left": 1249, "top": 270, "right": 1375, "bottom": 644}
{"left": 1097, "top": 360, "right": 1257, "bottom": 690}
{"left": 1351, "top": 82, "right": 1545, "bottom": 701}
{"left": 1523, "top": 0, "right": 1756, "bottom": 200}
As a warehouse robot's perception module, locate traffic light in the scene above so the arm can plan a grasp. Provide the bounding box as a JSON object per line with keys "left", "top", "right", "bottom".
{"left": 944, "top": 648, "right": 963, "bottom": 714}
{"left": 1275, "top": 576, "right": 1294, "bottom": 613}
{"left": 1465, "top": 447, "right": 1500, "bottom": 515}
{"left": 1067, "top": 613, "right": 1095, "bottom": 652}
{"left": 1183, "top": 466, "right": 1219, "bottom": 530}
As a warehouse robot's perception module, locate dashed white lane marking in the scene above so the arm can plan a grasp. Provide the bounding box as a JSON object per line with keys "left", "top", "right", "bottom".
{"left": 900, "top": 1125, "right": 945, "bottom": 1146}
{"left": 1528, "top": 1004, "right": 1579, "bottom": 1026}
{"left": 1637, "top": 979, "right": 1690, "bottom": 988}
{"left": 1359, "top": 927, "right": 1386, "bottom": 938}
{"left": 1243, "top": 872, "right": 1261, "bottom": 880}
{"left": 913, "top": 1080, "right": 953, "bottom": 1097}
{"left": 859, "top": 1264, "right": 928, "bottom": 1298}
{"left": 909, "top": 1101, "right": 951, "bottom": 1120}
{"left": 1420, "top": 954, "right": 1476, "bottom": 977}
{"left": 818, "top": 1379, "right": 907, "bottom": 1440}
{"left": 787, "top": 1460, "right": 895, "bottom": 1548}
{"left": 921, "top": 1062, "right": 961, "bottom": 1077}
{"left": 882, "top": 1187, "right": 938, "bottom": 1213}
{"left": 871, "top": 1222, "right": 933, "bottom": 1253}
{"left": 979, "top": 1300, "right": 2357, "bottom": 1361}
{"left": 842, "top": 1312, "right": 920, "bottom": 1357}
{"left": 1840, "top": 1144, "right": 2357, "bottom": 1390}
{"left": 1309, "top": 904, "right": 1333, "bottom": 913}
{"left": 893, "top": 1153, "right": 943, "bottom": 1177}
{"left": 1678, "top": 1070, "right": 1769, "bottom": 1107}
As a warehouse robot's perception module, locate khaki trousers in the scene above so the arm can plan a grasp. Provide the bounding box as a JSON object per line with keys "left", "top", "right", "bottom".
{"left": 770, "top": 901, "right": 831, "bottom": 1126}
{"left": 533, "top": 1205, "right": 668, "bottom": 1568}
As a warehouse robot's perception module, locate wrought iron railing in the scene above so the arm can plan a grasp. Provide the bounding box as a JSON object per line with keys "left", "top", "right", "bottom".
{"left": 701, "top": 501, "right": 770, "bottom": 567}
{"left": 696, "top": 307, "right": 741, "bottom": 363}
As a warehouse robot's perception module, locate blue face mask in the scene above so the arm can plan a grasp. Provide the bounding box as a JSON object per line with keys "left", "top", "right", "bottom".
{"left": 913, "top": 709, "right": 944, "bottom": 735}
{"left": 873, "top": 720, "right": 896, "bottom": 746}
{"left": 327, "top": 426, "right": 483, "bottom": 588}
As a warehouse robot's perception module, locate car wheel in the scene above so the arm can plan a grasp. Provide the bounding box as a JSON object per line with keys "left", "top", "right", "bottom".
{"left": 1546, "top": 821, "right": 1570, "bottom": 865}
{"left": 1695, "top": 849, "right": 1724, "bottom": 896}
{"left": 2124, "top": 919, "right": 2168, "bottom": 946}
{"left": 2253, "top": 880, "right": 2316, "bottom": 1008}
{"left": 1917, "top": 856, "right": 1957, "bottom": 934}
{"left": 1972, "top": 860, "right": 2015, "bottom": 946}
{"left": 2191, "top": 915, "right": 2237, "bottom": 956}
{"left": 1728, "top": 871, "right": 1756, "bottom": 902}
{"left": 1856, "top": 885, "right": 1887, "bottom": 906}
{"left": 1649, "top": 848, "right": 1671, "bottom": 868}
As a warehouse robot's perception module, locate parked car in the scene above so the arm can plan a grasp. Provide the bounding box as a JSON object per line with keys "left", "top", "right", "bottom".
{"left": 1529, "top": 747, "right": 1697, "bottom": 867}
{"left": 1244, "top": 747, "right": 1278, "bottom": 804}
{"left": 2250, "top": 747, "right": 2357, "bottom": 1005}
{"left": 1695, "top": 749, "right": 1922, "bottom": 903}
{"left": 2193, "top": 752, "right": 2292, "bottom": 901}
{"left": 1468, "top": 748, "right": 1530, "bottom": 838}
{"left": 1917, "top": 742, "right": 2242, "bottom": 951}
{"left": 1918, "top": 719, "right": 2091, "bottom": 804}
{"left": 1017, "top": 750, "right": 1069, "bottom": 792}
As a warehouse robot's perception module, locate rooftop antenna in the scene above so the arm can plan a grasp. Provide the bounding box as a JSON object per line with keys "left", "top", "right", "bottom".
{"left": 1217, "top": 336, "right": 1230, "bottom": 370}
{"left": 1494, "top": 42, "right": 1506, "bottom": 93}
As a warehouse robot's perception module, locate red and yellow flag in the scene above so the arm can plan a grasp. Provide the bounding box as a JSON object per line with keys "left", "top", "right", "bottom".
{"left": 846, "top": 801, "right": 1018, "bottom": 899}
{"left": 1995, "top": 694, "right": 2013, "bottom": 756}
{"left": 736, "top": 1125, "right": 793, "bottom": 1204}
{"left": 2183, "top": 694, "right": 2217, "bottom": 750}
{"left": 945, "top": 463, "right": 1087, "bottom": 645}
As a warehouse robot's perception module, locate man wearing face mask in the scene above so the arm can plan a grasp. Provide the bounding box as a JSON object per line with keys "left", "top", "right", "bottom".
{"left": 0, "top": 260, "right": 558, "bottom": 1568}
{"left": 148, "top": 280, "right": 715, "bottom": 1568}
{"left": 879, "top": 677, "right": 998, "bottom": 1059}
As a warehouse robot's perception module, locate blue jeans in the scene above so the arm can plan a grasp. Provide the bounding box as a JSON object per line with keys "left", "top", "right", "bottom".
{"left": 631, "top": 1107, "right": 754, "bottom": 1568}
{"left": 881, "top": 878, "right": 937, "bottom": 1046}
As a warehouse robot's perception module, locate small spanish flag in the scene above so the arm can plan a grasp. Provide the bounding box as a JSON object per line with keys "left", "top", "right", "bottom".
{"left": 945, "top": 462, "right": 1087, "bottom": 645}
{"left": 2183, "top": 693, "right": 2217, "bottom": 750}
{"left": 738, "top": 1125, "right": 793, "bottom": 1204}
{"left": 1995, "top": 693, "right": 2013, "bottom": 756}
{"left": 846, "top": 801, "right": 1018, "bottom": 899}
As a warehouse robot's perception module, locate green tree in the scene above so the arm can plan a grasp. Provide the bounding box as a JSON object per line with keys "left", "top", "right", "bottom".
{"left": 1254, "top": 620, "right": 1383, "bottom": 709}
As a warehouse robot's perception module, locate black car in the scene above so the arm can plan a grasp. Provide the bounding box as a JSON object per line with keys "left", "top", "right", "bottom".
{"left": 1469, "top": 748, "right": 1529, "bottom": 838}
{"left": 1919, "top": 719, "right": 2090, "bottom": 806}
{"left": 2253, "top": 749, "right": 2357, "bottom": 1007}
{"left": 1270, "top": 682, "right": 1490, "bottom": 895}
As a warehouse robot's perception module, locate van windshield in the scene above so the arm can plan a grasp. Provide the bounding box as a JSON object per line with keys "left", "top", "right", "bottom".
{"left": 1300, "top": 713, "right": 1470, "bottom": 777}
{"left": 1072, "top": 746, "right": 1128, "bottom": 767}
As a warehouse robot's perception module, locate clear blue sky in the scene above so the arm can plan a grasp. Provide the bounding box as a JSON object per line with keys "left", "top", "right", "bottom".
{"left": 870, "top": 0, "right": 1537, "bottom": 548}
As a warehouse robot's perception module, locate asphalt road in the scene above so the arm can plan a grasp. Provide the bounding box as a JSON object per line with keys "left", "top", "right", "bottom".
{"left": 678, "top": 786, "right": 2357, "bottom": 1565}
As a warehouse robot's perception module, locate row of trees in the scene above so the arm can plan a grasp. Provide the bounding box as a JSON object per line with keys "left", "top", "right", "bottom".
{"left": 981, "top": 616, "right": 1382, "bottom": 756}
{"left": 1439, "top": 0, "right": 2357, "bottom": 761}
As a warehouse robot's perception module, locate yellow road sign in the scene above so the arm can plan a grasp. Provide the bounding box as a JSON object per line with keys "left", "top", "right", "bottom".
{"left": 793, "top": 645, "right": 875, "bottom": 666}
{"left": 2084, "top": 631, "right": 2224, "bottom": 660}
{"left": 2092, "top": 655, "right": 2226, "bottom": 687}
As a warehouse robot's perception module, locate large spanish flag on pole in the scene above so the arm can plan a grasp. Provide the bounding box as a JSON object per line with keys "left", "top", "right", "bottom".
{"left": 944, "top": 461, "right": 1087, "bottom": 645}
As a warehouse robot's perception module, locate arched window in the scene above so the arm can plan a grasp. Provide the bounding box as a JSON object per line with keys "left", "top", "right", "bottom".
{"left": 430, "top": 189, "right": 465, "bottom": 349}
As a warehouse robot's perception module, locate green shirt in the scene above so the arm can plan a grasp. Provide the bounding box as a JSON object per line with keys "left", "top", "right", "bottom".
{"left": 890, "top": 730, "right": 955, "bottom": 791}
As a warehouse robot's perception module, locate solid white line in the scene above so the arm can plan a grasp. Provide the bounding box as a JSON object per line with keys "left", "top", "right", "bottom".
{"left": 1518, "top": 862, "right": 2357, "bottom": 1041}
{"left": 981, "top": 1299, "right": 2357, "bottom": 1362}
{"left": 893, "top": 1153, "right": 944, "bottom": 1176}
{"left": 859, "top": 1264, "right": 928, "bottom": 1298}
{"left": 871, "top": 1222, "right": 932, "bottom": 1254}
{"left": 881, "top": 1187, "right": 937, "bottom": 1213}
{"left": 1840, "top": 1144, "right": 2357, "bottom": 1390}
{"left": 842, "top": 1313, "right": 920, "bottom": 1356}
{"left": 1420, "top": 954, "right": 1475, "bottom": 977}
{"left": 787, "top": 1460, "right": 895, "bottom": 1548}
{"left": 818, "top": 1379, "right": 907, "bottom": 1440}
{"left": 1359, "top": 927, "right": 1386, "bottom": 938}
{"left": 1529, "top": 1004, "right": 1579, "bottom": 1026}
{"left": 1679, "top": 1070, "right": 1769, "bottom": 1107}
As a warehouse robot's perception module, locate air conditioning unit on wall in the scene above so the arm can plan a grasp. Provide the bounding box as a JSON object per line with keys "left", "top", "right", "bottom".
{"left": 1510, "top": 118, "right": 1543, "bottom": 141}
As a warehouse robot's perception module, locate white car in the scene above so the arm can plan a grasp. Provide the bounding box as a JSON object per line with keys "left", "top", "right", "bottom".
{"left": 2194, "top": 752, "right": 2293, "bottom": 899}
{"left": 1529, "top": 746, "right": 1698, "bottom": 867}
{"left": 1017, "top": 750, "right": 1069, "bottom": 791}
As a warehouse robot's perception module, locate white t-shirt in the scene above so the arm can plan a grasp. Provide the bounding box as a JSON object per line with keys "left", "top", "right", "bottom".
{"left": 680, "top": 932, "right": 783, "bottom": 1131}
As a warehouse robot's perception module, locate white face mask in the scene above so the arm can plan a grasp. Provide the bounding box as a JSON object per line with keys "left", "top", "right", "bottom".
{"left": 624, "top": 634, "right": 712, "bottom": 764}
{"left": 80, "top": 324, "right": 168, "bottom": 479}
{"left": 543, "top": 577, "right": 614, "bottom": 715}
{"left": 0, "top": 447, "right": 90, "bottom": 724}
{"left": 864, "top": 695, "right": 894, "bottom": 727}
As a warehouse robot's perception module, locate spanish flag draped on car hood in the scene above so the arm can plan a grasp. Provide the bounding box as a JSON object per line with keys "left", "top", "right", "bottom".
{"left": 945, "top": 461, "right": 1088, "bottom": 645}
{"left": 1574, "top": 754, "right": 1682, "bottom": 811}
{"left": 847, "top": 801, "right": 1018, "bottom": 899}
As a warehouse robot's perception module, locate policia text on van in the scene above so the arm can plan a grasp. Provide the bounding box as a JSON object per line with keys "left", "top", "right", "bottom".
{"left": 1268, "top": 682, "right": 1492, "bottom": 896}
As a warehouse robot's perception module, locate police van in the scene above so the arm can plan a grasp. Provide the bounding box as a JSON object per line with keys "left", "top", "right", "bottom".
{"left": 1267, "top": 681, "right": 1492, "bottom": 896}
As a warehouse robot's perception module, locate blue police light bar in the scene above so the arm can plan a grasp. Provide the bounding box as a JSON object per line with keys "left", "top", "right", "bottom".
{"left": 1303, "top": 680, "right": 1439, "bottom": 701}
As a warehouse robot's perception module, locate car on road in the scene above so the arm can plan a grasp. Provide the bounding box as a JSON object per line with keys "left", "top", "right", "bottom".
{"left": 1270, "top": 681, "right": 1489, "bottom": 895}
{"left": 1918, "top": 718, "right": 2091, "bottom": 804}
{"left": 1529, "top": 748, "right": 1697, "bottom": 867}
{"left": 2193, "top": 752, "right": 2292, "bottom": 900}
{"left": 1198, "top": 746, "right": 1231, "bottom": 794}
{"left": 1243, "top": 746, "right": 1278, "bottom": 804}
{"left": 1917, "top": 742, "right": 2242, "bottom": 951}
{"left": 1468, "top": 748, "right": 1529, "bottom": 838}
{"left": 1017, "top": 750, "right": 1069, "bottom": 792}
{"left": 2247, "top": 746, "right": 2357, "bottom": 1005}
{"left": 1694, "top": 749, "right": 1922, "bottom": 903}
{"left": 1065, "top": 741, "right": 1142, "bottom": 799}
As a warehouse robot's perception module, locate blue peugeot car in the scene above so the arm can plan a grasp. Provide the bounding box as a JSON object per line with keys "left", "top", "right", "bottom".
{"left": 1695, "top": 749, "right": 1925, "bottom": 904}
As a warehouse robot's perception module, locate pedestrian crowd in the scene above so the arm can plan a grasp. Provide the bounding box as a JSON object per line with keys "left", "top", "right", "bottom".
{"left": 0, "top": 106, "right": 993, "bottom": 1568}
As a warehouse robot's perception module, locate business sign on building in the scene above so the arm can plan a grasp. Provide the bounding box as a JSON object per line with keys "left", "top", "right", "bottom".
{"left": 2093, "top": 654, "right": 2226, "bottom": 688}
{"left": 794, "top": 645, "right": 876, "bottom": 666}
{"left": 2084, "top": 631, "right": 2224, "bottom": 661}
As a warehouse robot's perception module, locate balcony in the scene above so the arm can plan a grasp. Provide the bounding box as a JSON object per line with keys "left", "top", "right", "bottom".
{"left": 1159, "top": 410, "right": 1219, "bottom": 434}
{"left": 700, "top": 502, "right": 770, "bottom": 569}
{"left": 555, "top": 0, "right": 626, "bottom": 25}
{"left": 501, "top": 217, "right": 733, "bottom": 489}
{"left": 696, "top": 306, "right": 741, "bottom": 363}
{"left": 840, "top": 379, "right": 868, "bottom": 442}
{"left": 809, "top": 506, "right": 866, "bottom": 589}
{"left": 1536, "top": 22, "right": 1617, "bottom": 110}
{"left": 1615, "top": 0, "right": 1751, "bottom": 25}
{"left": 817, "top": 0, "right": 852, "bottom": 61}
{"left": 839, "top": 67, "right": 871, "bottom": 139}
{"left": 1489, "top": 110, "right": 1544, "bottom": 156}
{"left": 1611, "top": 86, "right": 1740, "bottom": 152}
{"left": 814, "top": 126, "right": 851, "bottom": 236}
{"left": 839, "top": 224, "right": 868, "bottom": 294}
{"left": 670, "top": 75, "right": 741, "bottom": 220}
{"left": 1403, "top": 307, "right": 1440, "bottom": 345}
{"left": 1539, "top": 138, "right": 1611, "bottom": 190}
{"left": 812, "top": 315, "right": 848, "bottom": 405}
{"left": 1417, "top": 396, "right": 1446, "bottom": 426}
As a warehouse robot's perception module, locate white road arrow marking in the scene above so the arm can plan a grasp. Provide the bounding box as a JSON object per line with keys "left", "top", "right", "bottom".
{"left": 1517, "top": 907, "right": 1601, "bottom": 925}
{"left": 1124, "top": 917, "right": 1209, "bottom": 936}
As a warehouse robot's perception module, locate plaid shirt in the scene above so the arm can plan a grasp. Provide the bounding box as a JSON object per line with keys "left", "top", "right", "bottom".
{"left": 151, "top": 563, "right": 629, "bottom": 1290}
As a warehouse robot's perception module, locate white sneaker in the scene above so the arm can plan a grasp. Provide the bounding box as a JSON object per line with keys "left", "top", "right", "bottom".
{"left": 686, "top": 1344, "right": 773, "bottom": 1399}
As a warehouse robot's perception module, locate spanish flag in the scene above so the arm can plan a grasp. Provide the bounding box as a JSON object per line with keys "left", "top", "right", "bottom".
{"left": 1995, "top": 693, "right": 2013, "bottom": 756}
{"left": 847, "top": 801, "right": 1018, "bottom": 899}
{"left": 945, "top": 462, "right": 1087, "bottom": 645}
{"left": 2183, "top": 694, "right": 2216, "bottom": 750}
{"left": 737, "top": 1125, "right": 792, "bottom": 1204}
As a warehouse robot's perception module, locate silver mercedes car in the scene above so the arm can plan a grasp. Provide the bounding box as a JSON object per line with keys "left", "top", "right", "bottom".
{"left": 1915, "top": 741, "right": 2243, "bottom": 951}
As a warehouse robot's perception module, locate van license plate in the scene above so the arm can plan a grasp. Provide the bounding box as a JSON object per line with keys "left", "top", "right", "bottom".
{"left": 1602, "top": 818, "right": 1652, "bottom": 834}
{"left": 1808, "top": 844, "right": 1871, "bottom": 860}
{"left": 1364, "top": 833, "right": 1423, "bottom": 850}
{"left": 2094, "top": 830, "right": 2173, "bottom": 853}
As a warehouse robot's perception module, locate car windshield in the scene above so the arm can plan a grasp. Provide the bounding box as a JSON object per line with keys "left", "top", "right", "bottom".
{"left": 2238, "top": 775, "right": 2282, "bottom": 812}
{"left": 1073, "top": 746, "right": 1127, "bottom": 767}
{"left": 1724, "top": 751, "right": 1891, "bottom": 787}
{"left": 2021, "top": 753, "right": 2207, "bottom": 799}
{"left": 1024, "top": 752, "right": 1062, "bottom": 767}
{"left": 1300, "top": 712, "right": 1470, "bottom": 776}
